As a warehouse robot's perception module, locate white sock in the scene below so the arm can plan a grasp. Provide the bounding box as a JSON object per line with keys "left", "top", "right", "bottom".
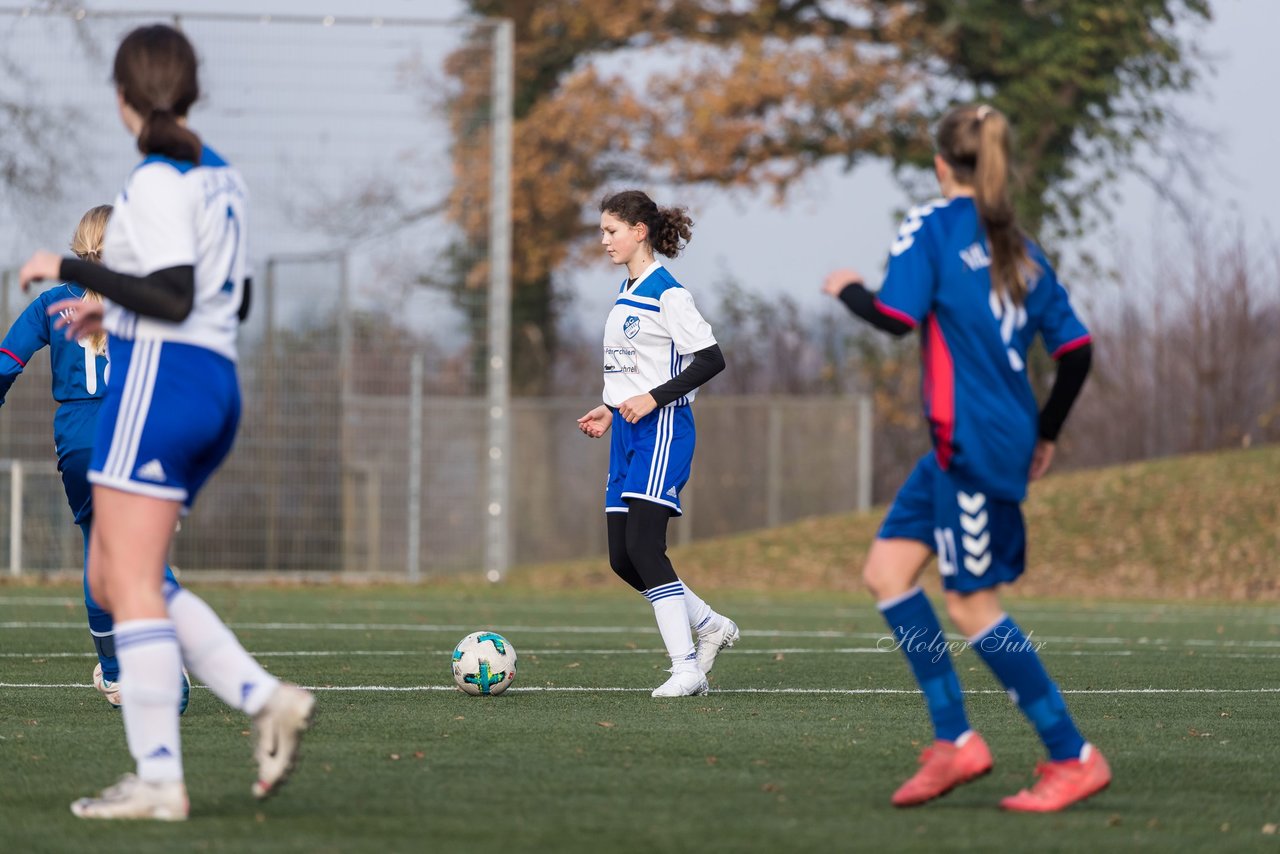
{"left": 166, "top": 588, "right": 279, "bottom": 715}
{"left": 115, "top": 619, "right": 184, "bottom": 783}
{"left": 644, "top": 582, "right": 696, "bottom": 668}
{"left": 680, "top": 580, "right": 721, "bottom": 633}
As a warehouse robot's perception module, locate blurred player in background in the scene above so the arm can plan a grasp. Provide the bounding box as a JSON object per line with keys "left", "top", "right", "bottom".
{"left": 0, "top": 205, "right": 189, "bottom": 714}
{"left": 823, "top": 104, "right": 1105, "bottom": 812}
{"left": 20, "top": 24, "right": 313, "bottom": 821}
{"left": 578, "top": 190, "right": 738, "bottom": 698}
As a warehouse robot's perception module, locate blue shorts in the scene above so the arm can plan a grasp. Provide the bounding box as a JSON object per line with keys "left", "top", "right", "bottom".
{"left": 88, "top": 338, "right": 240, "bottom": 510}
{"left": 606, "top": 405, "right": 695, "bottom": 516}
{"left": 879, "top": 453, "right": 1026, "bottom": 593}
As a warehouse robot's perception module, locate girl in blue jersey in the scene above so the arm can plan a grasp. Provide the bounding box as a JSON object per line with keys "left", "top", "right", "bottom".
{"left": 823, "top": 104, "right": 1106, "bottom": 812}
{"left": 1, "top": 206, "right": 189, "bottom": 713}
{"left": 19, "top": 25, "right": 312, "bottom": 821}
{"left": 577, "top": 190, "right": 737, "bottom": 698}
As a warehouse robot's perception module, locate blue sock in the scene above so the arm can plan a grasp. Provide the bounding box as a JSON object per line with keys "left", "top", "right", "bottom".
{"left": 972, "top": 615, "right": 1085, "bottom": 762}
{"left": 879, "top": 588, "right": 970, "bottom": 742}
{"left": 81, "top": 521, "right": 185, "bottom": 683}
{"left": 81, "top": 523, "right": 120, "bottom": 681}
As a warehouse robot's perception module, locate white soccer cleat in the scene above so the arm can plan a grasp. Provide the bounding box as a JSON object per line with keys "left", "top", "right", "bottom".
{"left": 94, "top": 664, "right": 191, "bottom": 714}
{"left": 694, "top": 617, "right": 740, "bottom": 674}
{"left": 70, "top": 773, "right": 188, "bottom": 821}
{"left": 651, "top": 665, "right": 710, "bottom": 698}
{"left": 92, "top": 663, "right": 121, "bottom": 708}
{"left": 251, "top": 683, "right": 316, "bottom": 800}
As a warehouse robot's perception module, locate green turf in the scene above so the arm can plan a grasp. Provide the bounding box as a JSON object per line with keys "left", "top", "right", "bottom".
{"left": 517, "top": 444, "right": 1280, "bottom": 601}
{"left": 2, "top": 584, "right": 1278, "bottom": 852}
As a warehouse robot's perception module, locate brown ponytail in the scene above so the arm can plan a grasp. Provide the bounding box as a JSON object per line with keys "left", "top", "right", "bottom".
{"left": 114, "top": 25, "right": 202, "bottom": 163}
{"left": 936, "top": 104, "right": 1035, "bottom": 304}
{"left": 600, "top": 190, "right": 694, "bottom": 258}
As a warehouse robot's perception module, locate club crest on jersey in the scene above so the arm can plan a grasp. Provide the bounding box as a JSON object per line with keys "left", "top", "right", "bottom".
{"left": 623, "top": 315, "right": 640, "bottom": 339}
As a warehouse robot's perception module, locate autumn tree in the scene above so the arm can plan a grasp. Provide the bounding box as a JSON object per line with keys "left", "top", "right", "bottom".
{"left": 443, "top": 0, "right": 1210, "bottom": 394}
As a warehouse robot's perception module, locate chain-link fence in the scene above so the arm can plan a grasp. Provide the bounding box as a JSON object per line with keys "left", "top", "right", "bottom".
{"left": 0, "top": 8, "right": 873, "bottom": 579}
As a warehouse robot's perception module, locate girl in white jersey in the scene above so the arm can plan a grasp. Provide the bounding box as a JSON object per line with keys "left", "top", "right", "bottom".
{"left": 577, "top": 190, "right": 739, "bottom": 698}
{"left": 19, "top": 25, "right": 313, "bottom": 821}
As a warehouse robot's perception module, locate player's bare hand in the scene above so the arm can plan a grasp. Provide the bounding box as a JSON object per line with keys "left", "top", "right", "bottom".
{"left": 1029, "top": 439, "right": 1055, "bottom": 481}
{"left": 19, "top": 251, "right": 63, "bottom": 293}
{"left": 618, "top": 393, "right": 657, "bottom": 424}
{"left": 577, "top": 405, "right": 613, "bottom": 438}
{"left": 822, "top": 268, "right": 863, "bottom": 297}
{"left": 47, "top": 297, "right": 105, "bottom": 341}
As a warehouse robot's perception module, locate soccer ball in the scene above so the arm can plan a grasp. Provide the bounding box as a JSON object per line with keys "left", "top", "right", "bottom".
{"left": 451, "top": 631, "right": 516, "bottom": 696}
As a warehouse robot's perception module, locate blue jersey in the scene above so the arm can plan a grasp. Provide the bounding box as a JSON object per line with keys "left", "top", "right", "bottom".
{"left": 874, "top": 196, "right": 1090, "bottom": 501}
{"left": 0, "top": 283, "right": 109, "bottom": 459}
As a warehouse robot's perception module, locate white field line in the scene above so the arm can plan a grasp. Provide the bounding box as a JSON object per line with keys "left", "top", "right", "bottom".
{"left": 4, "top": 620, "right": 1280, "bottom": 651}
{"left": 6, "top": 595, "right": 1280, "bottom": 625}
{"left": 6, "top": 647, "right": 1280, "bottom": 660}
{"left": 1, "top": 681, "right": 1278, "bottom": 696}
{"left": 0, "top": 648, "right": 1122, "bottom": 658}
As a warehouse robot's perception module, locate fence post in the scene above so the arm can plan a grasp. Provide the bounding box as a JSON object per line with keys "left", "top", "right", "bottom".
{"left": 765, "top": 400, "right": 784, "bottom": 527}
{"left": 484, "top": 18, "right": 514, "bottom": 583}
{"left": 676, "top": 487, "right": 694, "bottom": 547}
{"left": 263, "top": 259, "right": 279, "bottom": 572}
{"left": 8, "top": 460, "right": 23, "bottom": 577}
{"left": 856, "top": 393, "right": 873, "bottom": 510}
{"left": 407, "top": 353, "right": 423, "bottom": 581}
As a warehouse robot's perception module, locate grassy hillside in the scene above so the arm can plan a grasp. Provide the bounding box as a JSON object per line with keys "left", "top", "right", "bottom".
{"left": 513, "top": 444, "right": 1280, "bottom": 601}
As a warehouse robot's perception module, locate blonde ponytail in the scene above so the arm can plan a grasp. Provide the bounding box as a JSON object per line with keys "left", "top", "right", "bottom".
{"left": 69, "top": 204, "right": 112, "bottom": 357}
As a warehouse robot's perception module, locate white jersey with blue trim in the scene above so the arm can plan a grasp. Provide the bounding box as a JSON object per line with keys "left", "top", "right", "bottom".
{"left": 101, "top": 145, "right": 249, "bottom": 362}
{"left": 601, "top": 261, "right": 717, "bottom": 408}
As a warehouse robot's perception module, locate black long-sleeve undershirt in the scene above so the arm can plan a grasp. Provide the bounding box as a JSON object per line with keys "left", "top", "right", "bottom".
{"left": 59, "top": 258, "right": 253, "bottom": 325}
{"left": 60, "top": 258, "right": 195, "bottom": 323}
{"left": 649, "top": 343, "right": 725, "bottom": 408}
{"left": 836, "top": 282, "right": 914, "bottom": 336}
{"left": 1039, "top": 342, "right": 1092, "bottom": 441}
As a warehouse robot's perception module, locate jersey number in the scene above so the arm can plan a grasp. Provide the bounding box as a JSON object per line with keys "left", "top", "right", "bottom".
{"left": 77, "top": 337, "right": 106, "bottom": 394}
{"left": 988, "top": 291, "right": 1028, "bottom": 371}
{"left": 220, "top": 205, "right": 249, "bottom": 318}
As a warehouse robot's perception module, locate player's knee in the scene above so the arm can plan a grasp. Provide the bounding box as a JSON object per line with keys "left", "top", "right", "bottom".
{"left": 861, "top": 559, "right": 892, "bottom": 599}
{"left": 943, "top": 592, "right": 998, "bottom": 637}
{"left": 85, "top": 566, "right": 111, "bottom": 612}
{"left": 623, "top": 526, "right": 663, "bottom": 566}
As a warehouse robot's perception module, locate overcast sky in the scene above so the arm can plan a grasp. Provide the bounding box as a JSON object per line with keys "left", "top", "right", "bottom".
{"left": 9, "top": 0, "right": 1271, "bottom": 329}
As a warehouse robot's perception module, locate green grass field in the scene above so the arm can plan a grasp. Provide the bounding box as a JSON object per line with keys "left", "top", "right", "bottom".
{"left": 2, "top": 584, "right": 1278, "bottom": 853}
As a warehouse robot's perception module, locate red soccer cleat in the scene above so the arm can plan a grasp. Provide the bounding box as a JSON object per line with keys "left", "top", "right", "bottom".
{"left": 891, "top": 731, "right": 994, "bottom": 807}
{"left": 1000, "top": 744, "right": 1112, "bottom": 812}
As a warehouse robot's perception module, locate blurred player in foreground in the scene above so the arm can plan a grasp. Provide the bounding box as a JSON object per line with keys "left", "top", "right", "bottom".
{"left": 20, "top": 24, "right": 313, "bottom": 821}
{"left": 824, "top": 103, "right": 1104, "bottom": 812}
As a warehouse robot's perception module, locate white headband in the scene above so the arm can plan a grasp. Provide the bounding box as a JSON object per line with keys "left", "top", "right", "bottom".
{"left": 976, "top": 105, "right": 993, "bottom": 121}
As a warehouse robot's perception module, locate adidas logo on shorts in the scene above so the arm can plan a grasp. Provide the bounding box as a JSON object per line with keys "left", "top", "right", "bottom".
{"left": 666, "top": 486, "right": 678, "bottom": 498}
{"left": 136, "top": 459, "right": 168, "bottom": 482}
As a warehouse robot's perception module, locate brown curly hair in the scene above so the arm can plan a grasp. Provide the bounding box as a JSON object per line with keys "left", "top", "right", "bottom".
{"left": 600, "top": 190, "right": 693, "bottom": 258}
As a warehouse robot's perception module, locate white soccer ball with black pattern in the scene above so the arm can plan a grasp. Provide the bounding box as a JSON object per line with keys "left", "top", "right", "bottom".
{"left": 451, "top": 631, "right": 516, "bottom": 696}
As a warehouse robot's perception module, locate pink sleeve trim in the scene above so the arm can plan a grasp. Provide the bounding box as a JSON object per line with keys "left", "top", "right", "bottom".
{"left": 873, "top": 298, "right": 918, "bottom": 329}
{"left": 1051, "top": 334, "right": 1092, "bottom": 360}
{"left": 0, "top": 347, "right": 26, "bottom": 368}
